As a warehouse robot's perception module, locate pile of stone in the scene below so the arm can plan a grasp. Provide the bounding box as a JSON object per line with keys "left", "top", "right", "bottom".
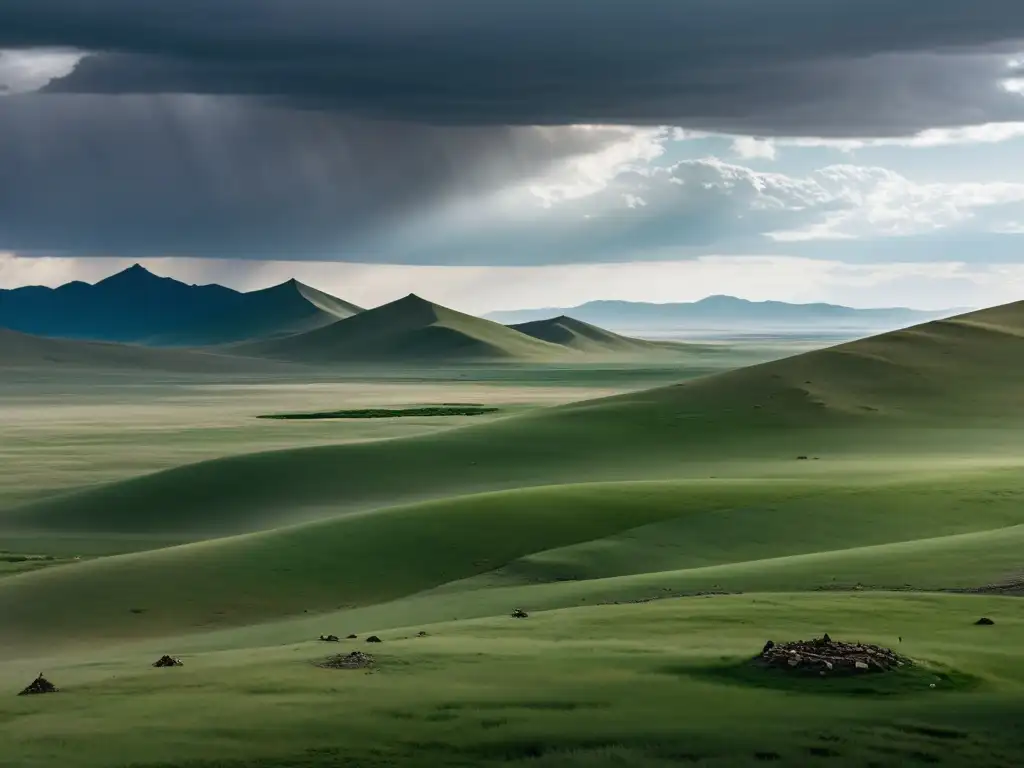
{"left": 316, "top": 651, "right": 375, "bottom": 670}
{"left": 755, "top": 634, "right": 908, "bottom": 676}
{"left": 511, "top": 608, "right": 529, "bottom": 618}
{"left": 18, "top": 674, "right": 58, "bottom": 695}
{"left": 152, "top": 655, "right": 183, "bottom": 668}
{"left": 319, "top": 634, "right": 340, "bottom": 642}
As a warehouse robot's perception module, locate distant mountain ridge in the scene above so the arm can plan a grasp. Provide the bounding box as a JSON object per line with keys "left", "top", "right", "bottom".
{"left": 510, "top": 315, "right": 684, "bottom": 355}
{"left": 487, "top": 296, "right": 963, "bottom": 331}
{"left": 0, "top": 265, "right": 362, "bottom": 345}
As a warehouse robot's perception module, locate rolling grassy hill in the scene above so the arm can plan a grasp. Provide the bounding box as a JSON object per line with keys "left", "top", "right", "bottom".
{"left": 0, "top": 327, "right": 300, "bottom": 374}
{"left": 11, "top": 298, "right": 1024, "bottom": 539}
{"left": 4, "top": 469, "right": 1024, "bottom": 647}
{"left": 230, "top": 293, "right": 573, "bottom": 363}
{"left": 510, "top": 315, "right": 685, "bottom": 356}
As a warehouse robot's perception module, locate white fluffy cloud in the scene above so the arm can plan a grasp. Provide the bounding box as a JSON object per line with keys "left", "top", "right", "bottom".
{"left": 0, "top": 48, "right": 81, "bottom": 93}
{"left": 731, "top": 136, "right": 777, "bottom": 160}
{"left": 371, "top": 153, "right": 1024, "bottom": 263}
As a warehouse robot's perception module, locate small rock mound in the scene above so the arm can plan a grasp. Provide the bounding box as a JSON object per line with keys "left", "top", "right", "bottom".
{"left": 416, "top": 631, "right": 429, "bottom": 637}
{"left": 19, "top": 674, "right": 58, "bottom": 695}
{"left": 511, "top": 608, "right": 529, "bottom": 618}
{"left": 319, "top": 634, "right": 340, "bottom": 642}
{"left": 366, "top": 635, "right": 382, "bottom": 643}
{"left": 755, "top": 635, "right": 908, "bottom": 676}
{"left": 152, "top": 655, "right": 183, "bottom": 668}
{"left": 975, "top": 617, "right": 995, "bottom": 626}
{"left": 316, "top": 651, "right": 375, "bottom": 670}
{"left": 346, "top": 634, "right": 357, "bottom": 639}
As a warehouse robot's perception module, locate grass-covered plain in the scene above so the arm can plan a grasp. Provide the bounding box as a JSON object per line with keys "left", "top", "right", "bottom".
{"left": 1, "top": 594, "right": 1023, "bottom": 768}
{"left": 5, "top": 307, "right": 1024, "bottom": 766}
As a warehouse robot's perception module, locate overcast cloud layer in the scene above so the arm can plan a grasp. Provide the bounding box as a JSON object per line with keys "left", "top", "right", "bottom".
{"left": 1, "top": 0, "right": 1024, "bottom": 264}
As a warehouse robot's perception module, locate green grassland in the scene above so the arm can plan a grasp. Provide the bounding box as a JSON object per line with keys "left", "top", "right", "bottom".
{"left": 1, "top": 595, "right": 1023, "bottom": 768}
{"left": 4, "top": 303, "right": 1024, "bottom": 766}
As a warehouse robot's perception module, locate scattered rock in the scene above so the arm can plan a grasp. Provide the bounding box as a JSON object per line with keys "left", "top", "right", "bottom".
{"left": 417, "top": 631, "right": 429, "bottom": 637}
{"left": 511, "top": 608, "right": 529, "bottom": 618}
{"left": 975, "top": 617, "right": 995, "bottom": 626}
{"left": 319, "top": 634, "right": 340, "bottom": 642}
{"left": 796, "top": 456, "right": 809, "bottom": 460}
{"left": 152, "top": 655, "right": 183, "bottom": 668}
{"left": 346, "top": 634, "right": 357, "bottom": 639}
{"left": 366, "top": 635, "right": 382, "bottom": 643}
{"left": 19, "top": 674, "right": 58, "bottom": 695}
{"left": 316, "top": 651, "right": 374, "bottom": 670}
{"left": 755, "top": 635, "right": 908, "bottom": 676}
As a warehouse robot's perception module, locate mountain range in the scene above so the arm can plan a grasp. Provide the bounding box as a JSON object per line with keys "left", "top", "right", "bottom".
{"left": 487, "top": 296, "right": 961, "bottom": 331}
{"left": 0, "top": 266, "right": 962, "bottom": 368}
{"left": 0, "top": 266, "right": 699, "bottom": 368}
{"left": 0, "top": 264, "right": 362, "bottom": 346}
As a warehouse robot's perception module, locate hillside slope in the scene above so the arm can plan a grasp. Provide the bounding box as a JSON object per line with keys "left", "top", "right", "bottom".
{"left": 7, "top": 299, "right": 1024, "bottom": 538}
{"left": 231, "top": 293, "right": 571, "bottom": 363}
{"left": 510, "top": 315, "right": 685, "bottom": 355}
{"left": 0, "top": 327, "right": 298, "bottom": 374}
{"left": 3, "top": 471, "right": 1024, "bottom": 645}
{"left": 151, "top": 279, "right": 363, "bottom": 345}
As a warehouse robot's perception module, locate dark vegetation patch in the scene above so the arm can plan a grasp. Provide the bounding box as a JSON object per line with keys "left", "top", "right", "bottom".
{"left": 257, "top": 406, "right": 500, "bottom": 420}
{"left": 423, "top": 712, "right": 459, "bottom": 723}
{"left": 465, "top": 736, "right": 625, "bottom": 762}
{"left": 806, "top": 746, "right": 842, "bottom": 757}
{"left": 437, "top": 700, "right": 608, "bottom": 713}
{"left": 904, "top": 751, "right": 943, "bottom": 763}
{"left": 894, "top": 724, "right": 970, "bottom": 741}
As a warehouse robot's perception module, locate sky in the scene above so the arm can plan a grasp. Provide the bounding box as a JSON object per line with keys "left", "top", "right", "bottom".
{"left": 1, "top": 1, "right": 1024, "bottom": 313}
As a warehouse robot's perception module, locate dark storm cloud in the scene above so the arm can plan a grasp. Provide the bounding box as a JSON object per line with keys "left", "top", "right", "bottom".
{"left": 0, "top": 94, "right": 622, "bottom": 259}
{"left": 2, "top": 0, "right": 1024, "bottom": 134}
{"left": 2, "top": 0, "right": 1024, "bottom": 263}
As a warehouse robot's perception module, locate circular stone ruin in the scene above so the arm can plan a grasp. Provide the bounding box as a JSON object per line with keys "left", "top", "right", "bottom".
{"left": 316, "top": 651, "right": 375, "bottom": 670}
{"left": 755, "top": 634, "right": 909, "bottom": 676}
